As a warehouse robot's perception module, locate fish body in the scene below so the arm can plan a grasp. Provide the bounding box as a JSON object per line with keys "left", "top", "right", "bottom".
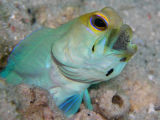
{"left": 0, "top": 7, "right": 137, "bottom": 116}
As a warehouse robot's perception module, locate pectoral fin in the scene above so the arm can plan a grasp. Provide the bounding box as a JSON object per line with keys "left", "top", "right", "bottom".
{"left": 83, "top": 89, "right": 93, "bottom": 110}
{"left": 59, "top": 93, "right": 83, "bottom": 117}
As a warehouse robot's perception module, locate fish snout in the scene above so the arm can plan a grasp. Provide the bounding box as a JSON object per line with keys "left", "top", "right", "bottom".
{"left": 112, "top": 24, "right": 137, "bottom": 60}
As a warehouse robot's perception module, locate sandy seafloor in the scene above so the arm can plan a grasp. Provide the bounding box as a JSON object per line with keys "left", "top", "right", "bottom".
{"left": 0, "top": 0, "right": 160, "bottom": 120}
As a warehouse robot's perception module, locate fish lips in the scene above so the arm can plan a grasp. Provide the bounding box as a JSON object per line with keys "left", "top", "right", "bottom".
{"left": 111, "top": 24, "right": 137, "bottom": 58}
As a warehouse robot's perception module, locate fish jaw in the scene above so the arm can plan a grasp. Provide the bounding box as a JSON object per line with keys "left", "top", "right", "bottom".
{"left": 102, "top": 24, "right": 137, "bottom": 61}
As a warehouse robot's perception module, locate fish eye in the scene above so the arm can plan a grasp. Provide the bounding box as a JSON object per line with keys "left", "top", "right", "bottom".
{"left": 90, "top": 15, "right": 108, "bottom": 31}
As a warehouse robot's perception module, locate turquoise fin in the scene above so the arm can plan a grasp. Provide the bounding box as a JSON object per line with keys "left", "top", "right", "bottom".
{"left": 59, "top": 93, "right": 83, "bottom": 117}
{"left": 2, "top": 71, "right": 23, "bottom": 85}
{"left": 0, "top": 69, "right": 9, "bottom": 78}
{"left": 83, "top": 89, "right": 93, "bottom": 110}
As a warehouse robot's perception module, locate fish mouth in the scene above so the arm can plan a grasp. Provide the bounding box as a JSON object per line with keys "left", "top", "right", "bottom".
{"left": 110, "top": 24, "right": 137, "bottom": 60}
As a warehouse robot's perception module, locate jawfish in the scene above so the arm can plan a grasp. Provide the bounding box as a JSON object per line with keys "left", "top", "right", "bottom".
{"left": 0, "top": 7, "right": 137, "bottom": 116}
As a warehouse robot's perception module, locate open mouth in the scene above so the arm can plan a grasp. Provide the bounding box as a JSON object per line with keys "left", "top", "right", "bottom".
{"left": 112, "top": 24, "right": 137, "bottom": 56}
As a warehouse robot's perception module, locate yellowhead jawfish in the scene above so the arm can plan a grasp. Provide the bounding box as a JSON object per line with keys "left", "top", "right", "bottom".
{"left": 0, "top": 7, "right": 137, "bottom": 117}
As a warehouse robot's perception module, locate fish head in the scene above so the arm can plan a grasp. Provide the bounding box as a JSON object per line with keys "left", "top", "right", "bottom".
{"left": 52, "top": 7, "right": 137, "bottom": 83}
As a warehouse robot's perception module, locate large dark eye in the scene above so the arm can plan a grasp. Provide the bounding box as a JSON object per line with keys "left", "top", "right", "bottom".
{"left": 90, "top": 15, "right": 108, "bottom": 31}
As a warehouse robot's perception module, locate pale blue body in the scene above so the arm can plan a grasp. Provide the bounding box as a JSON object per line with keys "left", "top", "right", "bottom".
{"left": 0, "top": 7, "right": 137, "bottom": 117}
{"left": 0, "top": 20, "right": 93, "bottom": 116}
